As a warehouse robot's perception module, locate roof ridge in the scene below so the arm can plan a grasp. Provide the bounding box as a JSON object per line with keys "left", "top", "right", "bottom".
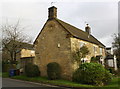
{"left": 56, "top": 18, "right": 86, "bottom": 33}
{"left": 90, "top": 34, "right": 105, "bottom": 47}
{"left": 55, "top": 18, "right": 105, "bottom": 47}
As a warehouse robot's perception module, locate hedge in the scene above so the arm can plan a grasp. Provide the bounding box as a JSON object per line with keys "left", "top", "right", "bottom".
{"left": 25, "top": 63, "right": 40, "bottom": 77}
{"left": 47, "top": 62, "right": 61, "bottom": 80}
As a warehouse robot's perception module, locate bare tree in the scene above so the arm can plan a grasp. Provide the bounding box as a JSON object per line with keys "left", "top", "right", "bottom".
{"left": 2, "top": 20, "right": 32, "bottom": 63}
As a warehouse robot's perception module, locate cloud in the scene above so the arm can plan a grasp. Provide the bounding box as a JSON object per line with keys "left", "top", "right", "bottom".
{"left": 1, "top": 1, "right": 118, "bottom": 47}
{"left": 2, "top": 2, "right": 48, "bottom": 20}
{"left": 99, "top": 35, "right": 114, "bottom": 47}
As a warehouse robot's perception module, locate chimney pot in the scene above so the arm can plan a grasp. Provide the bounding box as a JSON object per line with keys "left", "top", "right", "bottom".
{"left": 85, "top": 24, "right": 91, "bottom": 34}
{"left": 48, "top": 6, "right": 57, "bottom": 19}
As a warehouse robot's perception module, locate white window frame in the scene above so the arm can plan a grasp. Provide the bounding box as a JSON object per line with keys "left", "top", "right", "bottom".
{"left": 93, "top": 46, "right": 97, "bottom": 53}
{"left": 100, "top": 48, "right": 103, "bottom": 55}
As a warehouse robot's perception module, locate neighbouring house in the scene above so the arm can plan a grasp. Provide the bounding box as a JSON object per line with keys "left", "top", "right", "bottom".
{"left": 16, "top": 48, "right": 35, "bottom": 70}
{"left": 105, "top": 47, "right": 117, "bottom": 70}
{"left": 2, "top": 41, "right": 35, "bottom": 73}
{"left": 2, "top": 41, "right": 34, "bottom": 62}
{"left": 2, "top": 41, "right": 35, "bottom": 70}
{"left": 34, "top": 6, "right": 106, "bottom": 80}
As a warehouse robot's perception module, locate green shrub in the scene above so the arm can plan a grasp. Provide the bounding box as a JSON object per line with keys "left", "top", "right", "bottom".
{"left": 102, "top": 70, "right": 112, "bottom": 85}
{"left": 47, "top": 62, "right": 61, "bottom": 80}
{"left": 117, "top": 68, "right": 120, "bottom": 76}
{"left": 107, "top": 68, "right": 117, "bottom": 74}
{"left": 25, "top": 63, "right": 40, "bottom": 77}
{"left": 104, "top": 67, "right": 118, "bottom": 75}
{"left": 72, "top": 63, "right": 112, "bottom": 86}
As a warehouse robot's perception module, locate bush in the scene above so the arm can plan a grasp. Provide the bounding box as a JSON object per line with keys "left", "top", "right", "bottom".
{"left": 102, "top": 70, "right": 112, "bottom": 85}
{"left": 72, "top": 63, "right": 112, "bottom": 86}
{"left": 47, "top": 62, "right": 61, "bottom": 80}
{"left": 117, "top": 68, "right": 120, "bottom": 76}
{"left": 25, "top": 63, "right": 40, "bottom": 77}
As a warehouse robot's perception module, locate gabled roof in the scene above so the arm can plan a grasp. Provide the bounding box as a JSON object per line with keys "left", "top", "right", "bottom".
{"left": 34, "top": 18, "right": 105, "bottom": 48}
{"left": 55, "top": 19, "right": 105, "bottom": 48}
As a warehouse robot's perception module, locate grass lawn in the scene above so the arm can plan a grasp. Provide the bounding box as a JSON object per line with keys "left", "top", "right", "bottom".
{"left": 2, "top": 72, "right": 120, "bottom": 89}
{"left": 12, "top": 75, "right": 94, "bottom": 88}
{"left": 2, "top": 72, "right": 9, "bottom": 77}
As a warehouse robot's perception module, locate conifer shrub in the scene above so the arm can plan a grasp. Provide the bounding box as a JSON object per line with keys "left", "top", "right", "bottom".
{"left": 72, "top": 63, "right": 112, "bottom": 86}
{"left": 25, "top": 63, "right": 40, "bottom": 77}
{"left": 47, "top": 62, "right": 61, "bottom": 80}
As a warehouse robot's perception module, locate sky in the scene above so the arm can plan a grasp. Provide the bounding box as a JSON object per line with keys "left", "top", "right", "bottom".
{"left": 1, "top": 0, "right": 119, "bottom": 47}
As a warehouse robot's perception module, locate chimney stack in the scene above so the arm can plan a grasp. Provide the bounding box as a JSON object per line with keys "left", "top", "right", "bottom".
{"left": 48, "top": 6, "right": 57, "bottom": 19}
{"left": 85, "top": 24, "right": 91, "bottom": 34}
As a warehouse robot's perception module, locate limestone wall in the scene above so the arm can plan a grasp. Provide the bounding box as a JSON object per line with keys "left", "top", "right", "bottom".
{"left": 21, "top": 49, "right": 35, "bottom": 58}
{"left": 34, "top": 19, "right": 73, "bottom": 80}
{"left": 70, "top": 37, "right": 106, "bottom": 70}
{"left": 34, "top": 19, "right": 106, "bottom": 80}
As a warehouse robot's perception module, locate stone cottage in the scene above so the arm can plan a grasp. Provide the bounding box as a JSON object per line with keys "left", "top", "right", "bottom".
{"left": 34, "top": 6, "right": 106, "bottom": 80}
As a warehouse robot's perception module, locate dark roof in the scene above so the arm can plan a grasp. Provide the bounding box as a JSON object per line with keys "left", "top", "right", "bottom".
{"left": 20, "top": 56, "right": 35, "bottom": 59}
{"left": 105, "top": 54, "right": 114, "bottom": 59}
{"left": 106, "top": 47, "right": 111, "bottom": 50}
{"left": 34, "top": 18, "right": 105, "bottom": 48}
{"left": 55, "top": 19, "right": 105, "bottom": 47}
